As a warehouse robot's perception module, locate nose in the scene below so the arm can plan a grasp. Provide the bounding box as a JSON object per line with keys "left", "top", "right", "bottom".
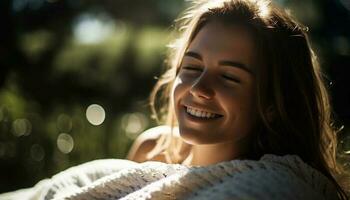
{"left": 189, "top": 72, "right": 215, "bottom": 100}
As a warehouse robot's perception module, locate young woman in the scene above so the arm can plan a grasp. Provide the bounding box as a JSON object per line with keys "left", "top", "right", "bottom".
{"left": 1, "top": 0, "right": 348, "bottom": 199}
{"left": 127, "top": 0, "right": 349, "bottom": 198}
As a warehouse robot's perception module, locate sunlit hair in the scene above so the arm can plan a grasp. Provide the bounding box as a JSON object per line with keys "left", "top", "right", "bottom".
{"left": 149, "top": 0, "right": 349, "bottom": 198}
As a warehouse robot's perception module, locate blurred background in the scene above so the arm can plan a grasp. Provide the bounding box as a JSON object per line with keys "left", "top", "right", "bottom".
{"left": 0, "top": 0, "right": 349, "bottom": 193}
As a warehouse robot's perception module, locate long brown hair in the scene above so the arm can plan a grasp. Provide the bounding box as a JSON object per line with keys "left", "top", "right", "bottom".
{"left": 149, "top": 0, "right": 349, "bottom": 198}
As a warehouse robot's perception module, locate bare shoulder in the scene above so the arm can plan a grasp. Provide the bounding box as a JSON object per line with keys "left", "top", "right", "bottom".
{"left": 126, "top": 126, "right": 179, "bottom": 162}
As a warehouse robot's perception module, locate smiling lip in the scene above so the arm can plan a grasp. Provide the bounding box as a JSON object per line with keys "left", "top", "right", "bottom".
{"left": 183, "top": 105, "right": 223, "bottom": 119}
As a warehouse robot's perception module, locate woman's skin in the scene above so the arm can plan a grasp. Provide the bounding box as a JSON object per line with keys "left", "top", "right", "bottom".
{"left": 173, "top": 21, "right": 258, "bottom": 166}
{"left": 128, "top": 21, "right": 259, "bottom": 166}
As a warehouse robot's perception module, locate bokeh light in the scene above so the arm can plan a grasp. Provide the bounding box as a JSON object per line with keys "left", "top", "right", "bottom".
{"left": 86, "top": 104, "right": 106, "bottom": 126}
{"left": 57, "top": 133, "right": 74, "bottom": 154}
{"left": 2, "top": 142, "right": 16, "bottom": 158}
{"left": 30, "top": 144, "right": 45, "bottom": 161}
{"left": 57, "top": 114, "right": 73, "bottom": 133}
{"left": 12, "top": 118, "right": 32, "bottom": 137}
{"left": 73, "top": 13, "right": 115, "bottom": 44}
{"left": 121, "top": 112, "right": 148, "bottom": 139}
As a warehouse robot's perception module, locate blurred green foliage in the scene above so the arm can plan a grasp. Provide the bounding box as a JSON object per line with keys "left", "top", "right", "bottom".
{"left": 0, "top": 0, "right": 189, "bottom": 192}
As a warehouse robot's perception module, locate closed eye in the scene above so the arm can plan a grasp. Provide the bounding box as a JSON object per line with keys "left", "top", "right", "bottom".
{"left": 182, "top": 66, "right": 203, "bottom": 72}
{"left": 222, "top": 75, "right": 241, "bottom": 83}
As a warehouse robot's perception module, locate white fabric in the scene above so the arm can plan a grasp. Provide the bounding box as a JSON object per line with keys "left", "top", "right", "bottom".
{"left": 0, "top": 154, "right": 338, "bottom": 200}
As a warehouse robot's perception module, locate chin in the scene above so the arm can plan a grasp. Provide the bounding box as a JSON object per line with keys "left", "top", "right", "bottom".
{"left": 178, "top": 126, "right": 224, "bottom": 145}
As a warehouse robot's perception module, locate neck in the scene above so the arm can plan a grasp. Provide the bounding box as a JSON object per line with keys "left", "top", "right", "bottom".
{"left": 182, "top": 141, "right": 248, "bottom": 167}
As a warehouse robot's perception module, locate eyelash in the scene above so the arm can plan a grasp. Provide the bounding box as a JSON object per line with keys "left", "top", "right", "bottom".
{"left": 182, "top": 66, "right": 241, "bottom": 83}
{"left": 222, "top": 75, "right": 241, "bottom": 83}
{"left": 182, "top": 66, "right": 202, "bottom": 72}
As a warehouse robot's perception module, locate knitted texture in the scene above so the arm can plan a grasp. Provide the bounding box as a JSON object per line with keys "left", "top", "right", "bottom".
{"left": 0, "top": 154, "right": 339, "bottom": 200}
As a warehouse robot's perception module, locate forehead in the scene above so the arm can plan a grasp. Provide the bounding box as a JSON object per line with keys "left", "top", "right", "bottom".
{"left": 187, "top": 21, "right": 256, "bottom": 71}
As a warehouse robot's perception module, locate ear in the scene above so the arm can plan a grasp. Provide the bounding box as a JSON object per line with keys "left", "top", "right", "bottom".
{"left": 265, "top": 106, "right": 275, "bottom": 122}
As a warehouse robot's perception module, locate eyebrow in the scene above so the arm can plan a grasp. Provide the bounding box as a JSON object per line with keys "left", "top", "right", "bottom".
{"left": 184, "top": 51, "right": 253, "bottom": 74}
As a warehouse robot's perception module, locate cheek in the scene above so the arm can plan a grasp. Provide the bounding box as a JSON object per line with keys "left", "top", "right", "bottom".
{"left": 236, "top": 96, "right": 257, "bottom": 136}
{"left": 221, "top": 88, "right": 257, "bottom": 134}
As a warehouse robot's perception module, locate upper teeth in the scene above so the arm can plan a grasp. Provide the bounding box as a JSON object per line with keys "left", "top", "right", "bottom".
{"left": 186, "top": 107, "right": 218, "bottom": 118}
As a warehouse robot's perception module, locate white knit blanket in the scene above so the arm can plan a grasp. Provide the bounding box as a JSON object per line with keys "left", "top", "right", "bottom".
{"left": 0, "top": 154, "right": 339, "bottom": 200}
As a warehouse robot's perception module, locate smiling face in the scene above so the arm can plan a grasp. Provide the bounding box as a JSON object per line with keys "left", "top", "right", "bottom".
{"left": 173, "top": 21, "right": 258, "bottom": 146}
